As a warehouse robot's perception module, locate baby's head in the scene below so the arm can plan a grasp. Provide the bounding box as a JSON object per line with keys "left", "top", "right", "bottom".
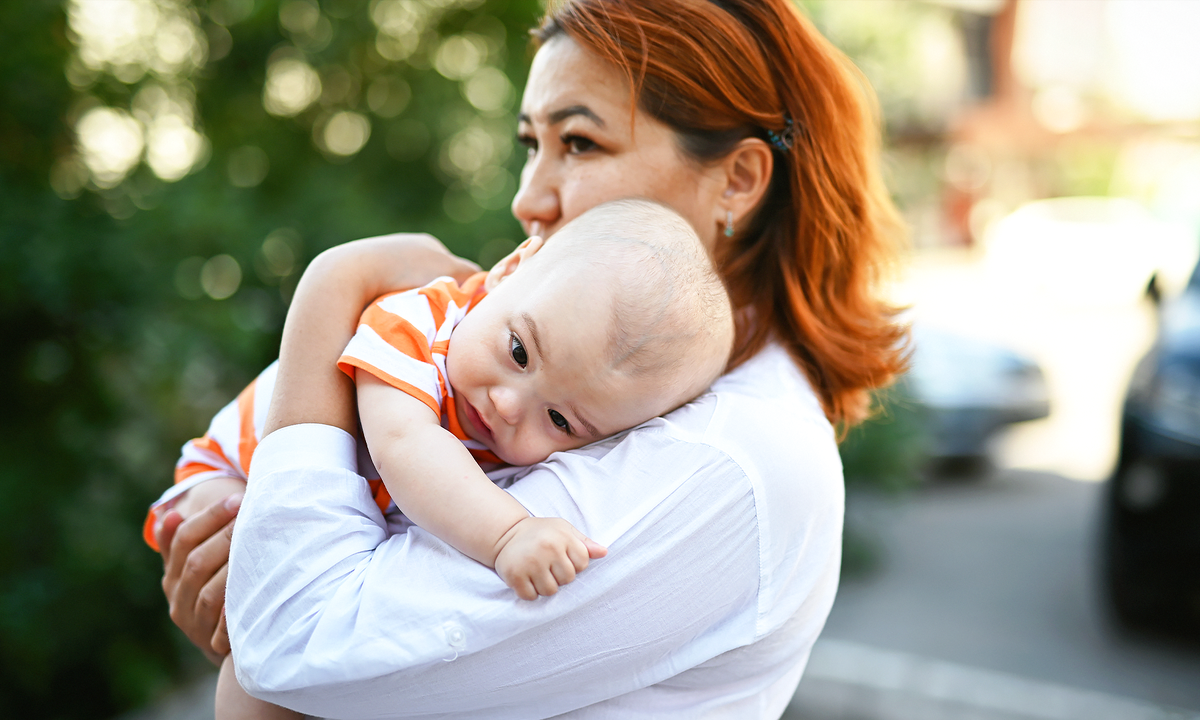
{"left": 447, "top": 198, "right": 733, "bottom": 466}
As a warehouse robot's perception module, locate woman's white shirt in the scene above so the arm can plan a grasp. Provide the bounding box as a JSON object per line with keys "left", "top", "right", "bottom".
{"left": 226, "top": 343, "right": 844, "bottom": 719}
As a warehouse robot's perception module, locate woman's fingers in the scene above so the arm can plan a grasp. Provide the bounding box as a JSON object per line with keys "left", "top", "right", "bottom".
{"left": 164, "top": 492, "right": 241, "bottom": 587}
{"left": 155, "top": 508, "right": 184, "bottom": 569}
{"left": 161, "top": 493, "right": 241, "bottom": 663}
{"left": 192, "top": 558, "right": 230, "bottom": 649}
{"left": 212, "top": 602, "right": 231, "bottom": 657}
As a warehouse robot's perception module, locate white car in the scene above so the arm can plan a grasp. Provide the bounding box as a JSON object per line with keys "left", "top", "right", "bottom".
{"left": 906, "top": 322, "right": 1050, "bottom": 461}
{"left": 983, "top": 197, "right": 1197, "bottom": 307}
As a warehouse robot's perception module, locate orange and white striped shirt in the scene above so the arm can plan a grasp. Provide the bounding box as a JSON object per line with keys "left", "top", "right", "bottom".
{"left": 144, "top": 273, "right": 500, "bottom": 550}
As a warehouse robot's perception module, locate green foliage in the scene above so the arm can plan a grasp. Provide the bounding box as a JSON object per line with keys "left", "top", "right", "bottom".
{"left": 840, "top": 384, "right": 928, "bottom": 493}
{"left": 802, "top": 0, "right": 964, "bottom": 136}
{"left": 837, "top": 384, "right": 928, "bottom": 577}
{"left": 0, "top": 0, "right": 538, "bottom": 717}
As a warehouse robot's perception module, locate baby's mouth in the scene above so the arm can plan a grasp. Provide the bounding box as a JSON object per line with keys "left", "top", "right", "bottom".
{"left": 464, "top": 398, "right": 493, "bottom": 443}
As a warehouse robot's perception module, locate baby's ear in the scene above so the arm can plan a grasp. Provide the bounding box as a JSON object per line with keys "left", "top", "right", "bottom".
{"left": 484, "top": 235, "right": 546, "bottom": 291}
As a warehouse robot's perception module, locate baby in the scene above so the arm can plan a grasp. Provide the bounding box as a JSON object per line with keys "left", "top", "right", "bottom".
{"left": 147, "top": 199, "right": 733, "bottom": 719}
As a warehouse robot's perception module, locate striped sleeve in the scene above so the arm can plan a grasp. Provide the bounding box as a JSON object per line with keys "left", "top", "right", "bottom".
{"left": 143, "top": 362, "right": 277, "bottom": 551}
{"left": 337, "top": 273, "right": 488, "bottom": 420}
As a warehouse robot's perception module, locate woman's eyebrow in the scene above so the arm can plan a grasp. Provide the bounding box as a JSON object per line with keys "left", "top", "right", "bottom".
{"left": 517, "top": 105, "right": 605, "bottom": 128}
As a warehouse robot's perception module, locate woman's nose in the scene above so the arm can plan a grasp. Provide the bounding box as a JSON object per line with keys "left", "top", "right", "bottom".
{"left": 511, "top": 154, "right": 560, "bottom": 236}
{"left": 489, "top": 385, "right": 523, "bottom": 426}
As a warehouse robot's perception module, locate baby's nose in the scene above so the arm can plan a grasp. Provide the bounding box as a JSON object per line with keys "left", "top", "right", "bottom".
{"left": 489, "top": 386, "right": 522, "bottom": 425}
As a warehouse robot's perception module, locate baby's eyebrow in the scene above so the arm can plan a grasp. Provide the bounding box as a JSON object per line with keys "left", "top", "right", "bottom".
{"left": 568, "top": 401, "right": 601, "bottom": 439}
{"left": 521, "top": 312, "right": 545, "bottom": 361}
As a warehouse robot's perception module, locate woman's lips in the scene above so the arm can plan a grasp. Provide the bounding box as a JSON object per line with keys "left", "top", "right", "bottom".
{"left": 463, "top": 398, "right": 493, "bottom": 443}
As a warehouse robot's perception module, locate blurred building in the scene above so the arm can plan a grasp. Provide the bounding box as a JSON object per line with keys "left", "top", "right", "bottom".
{"left": 925, "top": 0, "right": 1200, "bottom": 249}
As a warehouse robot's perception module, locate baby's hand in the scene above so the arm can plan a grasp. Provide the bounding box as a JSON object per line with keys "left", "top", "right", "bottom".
{"left": 494, "top": 517, "right": 607, "bottom": 601}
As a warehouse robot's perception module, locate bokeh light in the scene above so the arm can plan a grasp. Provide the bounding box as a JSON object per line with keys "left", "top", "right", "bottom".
{"left": 227, "top": 146, "right": 270, "bottom": 188}
{"left": 318, "top": 111, "right": 371, "bottom": 157}
{"left": 435, "top": 34, "right": 486, "bottom": 80}
{"left": 367, "top": 75, "right": 411, "bottom": 118}
{"left": 200, "top": 254, "right": 242, "bottom": 300}
{"left": 463, "top": 67, "right": 514, "bottom": 114}
{"left": 75, "top": 107, "right": 144, "bottom": 188}
{"left": 263, "top": 55, "right": 322, "bottom": 117}
{"left": 67, "top": 0, "right": 207, "bottom": 83}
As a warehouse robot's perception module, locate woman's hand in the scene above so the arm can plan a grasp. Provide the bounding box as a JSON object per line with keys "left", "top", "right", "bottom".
{"left": 157, "top": 480, "right": 244, "bottom": 665}
{"left": 161, "top": 232, "right": 477, "bottom": 660}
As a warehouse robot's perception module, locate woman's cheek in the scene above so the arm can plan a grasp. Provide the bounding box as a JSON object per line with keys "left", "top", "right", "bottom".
{"left": 563, "top": 168, "right": 620, "bottom": 223}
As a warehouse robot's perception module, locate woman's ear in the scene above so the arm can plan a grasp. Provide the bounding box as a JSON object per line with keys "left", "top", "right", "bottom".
{"left": 484, "top": 235, "right": 547, "bottom": 291}
{"left": 713, "top": 138, "right": 774, "bottom": 237}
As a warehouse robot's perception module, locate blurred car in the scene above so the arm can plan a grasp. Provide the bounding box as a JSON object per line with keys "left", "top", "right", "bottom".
{"left": 1104, "top": 258, "right": 1200, "bottom": 634}
{"left": 906, "top": 322, "right": 1050, "bottom": 464}
{"left": 983, "top": 197, "right": 1198, "bottom": 308}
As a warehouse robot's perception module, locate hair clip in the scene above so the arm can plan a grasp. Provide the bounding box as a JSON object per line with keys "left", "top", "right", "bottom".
{"left": 766, "top": 117, "right": 795, "bottom": 153}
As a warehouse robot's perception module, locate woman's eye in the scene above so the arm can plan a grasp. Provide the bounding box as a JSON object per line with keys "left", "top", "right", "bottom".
{"left": 509, "top": 334, "right": 528, "bottom": 367}
{"left": 517, "top": 134, "right": 537, "bottom": 156}
{"left": 548, "top": 409, "right": 571, "bottom": 434}
{"left": 563, "top": 134, "right": 596, "bottom": 154}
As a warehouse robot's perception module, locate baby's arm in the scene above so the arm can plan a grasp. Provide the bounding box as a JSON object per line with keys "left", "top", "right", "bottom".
{"left": 356, "top": 374, "right": 604, "bottom": 600}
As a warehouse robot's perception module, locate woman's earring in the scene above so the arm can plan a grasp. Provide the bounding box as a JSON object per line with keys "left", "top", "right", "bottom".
{"left": 724, "top": 210, "right": 735, "bottom": 238}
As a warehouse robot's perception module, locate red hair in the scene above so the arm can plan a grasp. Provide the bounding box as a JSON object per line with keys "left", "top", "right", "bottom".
{"left": 535, "top": 0, "right": 909, "bottom": 429}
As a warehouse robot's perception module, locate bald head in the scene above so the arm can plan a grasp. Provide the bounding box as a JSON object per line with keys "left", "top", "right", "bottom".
{"left": 520, "top": 198, "right": 734, "bottom": 411}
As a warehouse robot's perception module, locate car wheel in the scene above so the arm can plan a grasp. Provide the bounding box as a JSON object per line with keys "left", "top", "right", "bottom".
{"left": 1102, "top": 449, "right": 1198, "bottom": 636}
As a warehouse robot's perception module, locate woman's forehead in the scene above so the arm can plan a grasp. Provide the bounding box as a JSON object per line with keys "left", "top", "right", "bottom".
{"left": 521, "top": 36, "right": 630, "bottom": 124}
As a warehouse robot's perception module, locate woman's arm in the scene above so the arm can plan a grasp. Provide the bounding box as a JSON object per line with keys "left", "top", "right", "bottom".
{"left": 225, "top": 418, "right": 813, "bottom": 719}
{"left": 158, "top": 233, "right": 479, "bottom": 661}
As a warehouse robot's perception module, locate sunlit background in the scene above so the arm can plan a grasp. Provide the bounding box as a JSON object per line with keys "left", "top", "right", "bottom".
{"left": 1, "top": 1, "right": 1199, "bottom": 718}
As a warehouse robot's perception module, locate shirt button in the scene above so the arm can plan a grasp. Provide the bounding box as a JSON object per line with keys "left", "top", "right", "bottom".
{"left": 444, "top": 622, "right": 466, "bottom": 649}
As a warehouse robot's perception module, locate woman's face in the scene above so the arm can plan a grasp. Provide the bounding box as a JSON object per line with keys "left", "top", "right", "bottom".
{"left": 512, "top": 36, "right": 726, "bottom": 250}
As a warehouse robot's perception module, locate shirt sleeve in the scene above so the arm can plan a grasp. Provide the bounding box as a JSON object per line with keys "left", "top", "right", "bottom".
{"left": 226, "top": 421, "right": 762, "bottom": 719}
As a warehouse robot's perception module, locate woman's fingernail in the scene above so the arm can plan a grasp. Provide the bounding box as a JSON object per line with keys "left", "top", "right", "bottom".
{"left": 224, "top": 493, "right": 243, "bottom": 512}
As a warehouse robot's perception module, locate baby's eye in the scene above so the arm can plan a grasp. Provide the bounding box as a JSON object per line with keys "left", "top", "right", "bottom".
{"left": 509, "top": 334, "right": 528, "bottom": 367}
{"left": 548, "top": 409, "right": 571, "bottom": 434}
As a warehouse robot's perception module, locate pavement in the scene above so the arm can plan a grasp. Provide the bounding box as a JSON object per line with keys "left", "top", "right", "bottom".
{"left": 785, "top": 471, "right": 1200, "bottom": 720}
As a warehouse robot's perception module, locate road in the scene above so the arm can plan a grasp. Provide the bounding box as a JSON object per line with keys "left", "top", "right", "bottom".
{"left": 786, "top": 470, "right": 1200, "bottom": 719}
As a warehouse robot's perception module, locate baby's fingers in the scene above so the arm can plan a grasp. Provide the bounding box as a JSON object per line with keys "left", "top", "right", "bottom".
{"left": 584, "top": 537, "right": 607, "bottom": 559}
{"left": 549, "top": 552, "right": 578, "bottom": 587}
{"left": 530, "top": 567, "right": 562, "bottom": 598}
{"left": 565, "top": 534, "right": 607, "bottom": 574}
{"left": 510, "top": 574, "right": 538, "bottom": 601}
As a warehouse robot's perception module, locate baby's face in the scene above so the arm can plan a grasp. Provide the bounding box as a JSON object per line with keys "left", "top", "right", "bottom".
{"left": 445, "top": 264, "right": 670, "bottom": 466}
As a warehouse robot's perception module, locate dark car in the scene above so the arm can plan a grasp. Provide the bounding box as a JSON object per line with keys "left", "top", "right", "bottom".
{"left": 1104, "top": 258, "right": 1200, "bottom": 635}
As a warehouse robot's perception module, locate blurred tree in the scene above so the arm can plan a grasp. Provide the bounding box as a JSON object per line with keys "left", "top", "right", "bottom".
{"left": 0, "top": 0, "right": 537, "bottom": 717}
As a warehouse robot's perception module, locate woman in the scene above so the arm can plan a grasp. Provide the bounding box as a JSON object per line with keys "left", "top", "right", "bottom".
{"left": 157, "top": 0, "right": 907, "bottom": 716}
